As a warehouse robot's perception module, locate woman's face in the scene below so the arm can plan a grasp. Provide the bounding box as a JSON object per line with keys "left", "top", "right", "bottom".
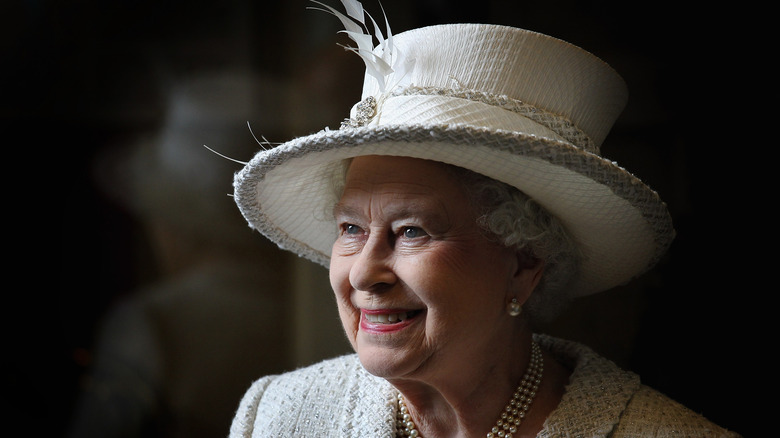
{"left": 329, "top": 156, "right": 536, "bottom": 380}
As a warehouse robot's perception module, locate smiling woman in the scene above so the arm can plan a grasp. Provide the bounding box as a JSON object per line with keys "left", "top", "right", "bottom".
{"left": 226, "top": 1, "right": 741, "bottom": 436}
{"left": 328, "top": 156, "right": 558, "bottom": 435}
{"left": 330, "top": 157, "right": 540, "bottom": 388}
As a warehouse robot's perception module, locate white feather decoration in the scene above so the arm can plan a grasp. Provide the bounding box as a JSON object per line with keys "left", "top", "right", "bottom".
{"left": 309, "top": 0, "right": 413, "bottom": 92}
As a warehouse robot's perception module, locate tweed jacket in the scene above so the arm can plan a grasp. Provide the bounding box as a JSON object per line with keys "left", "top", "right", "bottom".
{"left": 230, "top": 334, "right": 740, "bottom": 437}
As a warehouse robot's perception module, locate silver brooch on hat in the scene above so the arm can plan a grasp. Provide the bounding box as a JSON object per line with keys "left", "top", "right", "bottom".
{"left": 340, "top": 96, "right": 377, "bottom": 129}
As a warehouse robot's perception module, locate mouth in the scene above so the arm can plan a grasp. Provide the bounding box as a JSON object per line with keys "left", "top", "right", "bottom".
{"left": 363, "top": 310, "right": 422, "bottom": 324}
{"left": 360, "top": 309, "right": 423, "bottom": 333}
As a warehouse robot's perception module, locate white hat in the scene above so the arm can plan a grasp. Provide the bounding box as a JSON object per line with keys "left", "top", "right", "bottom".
{"left": 233, "top": 1, "right": 674, "bottom": 296}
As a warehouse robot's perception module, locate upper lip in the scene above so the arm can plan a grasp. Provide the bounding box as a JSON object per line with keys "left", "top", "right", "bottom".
{"left": 361, "top": 308, "right": 417, "bottom": 314}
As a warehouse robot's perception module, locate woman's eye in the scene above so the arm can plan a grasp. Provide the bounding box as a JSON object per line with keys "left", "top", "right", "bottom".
{"left": 343, "top": 224, "right": 362, "bottom": 235}
{"left": 402, "top": 227, "right": 427, "bottom": 239}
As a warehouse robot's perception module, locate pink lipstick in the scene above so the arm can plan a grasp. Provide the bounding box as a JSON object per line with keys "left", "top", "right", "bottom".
{"left": 360, "top": 309, "right": 421, "bottom": 333}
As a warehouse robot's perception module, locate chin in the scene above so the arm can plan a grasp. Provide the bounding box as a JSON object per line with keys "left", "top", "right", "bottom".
{"left": 356, "top": 344, "right": 420, "bottom": 380}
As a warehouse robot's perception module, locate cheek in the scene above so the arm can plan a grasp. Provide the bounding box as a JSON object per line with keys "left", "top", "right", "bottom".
{"left": 421, "top": 245, "right": 512, "bottom": 307}
{"left": 335, "top": 305, "right": 359, "bottom": 351}
{"left": 329, "top": 257, "right": 359, "bottom": 346}
{"left": 427, "top": 246, "right": 495, "bottom": 287}
{"left": 328, "top": 258, "right": 349, "bottom": 302}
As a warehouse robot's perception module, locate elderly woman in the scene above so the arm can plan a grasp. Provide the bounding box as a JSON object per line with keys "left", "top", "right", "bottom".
{"left": 228, "top": 2, "right": 740, "bottom": 437}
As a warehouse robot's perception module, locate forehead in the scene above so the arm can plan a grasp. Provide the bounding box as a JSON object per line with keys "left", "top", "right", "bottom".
{"left": 344, "top": 156, "right": 464, "bottom": 194}
{"left": 336, "top": 156, "right": 470, "bottom": 216}
{"left": 346, "top": 156, "right": 460, "bottom": 185}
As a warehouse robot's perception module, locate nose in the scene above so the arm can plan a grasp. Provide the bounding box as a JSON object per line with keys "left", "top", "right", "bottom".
{"left": 349, "top": 231, "right": 397, "bottom": 293}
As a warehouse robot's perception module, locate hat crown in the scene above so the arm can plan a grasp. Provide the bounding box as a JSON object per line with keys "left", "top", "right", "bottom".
{"left": 361, "top": 24, "right": 628, "bottom": 148}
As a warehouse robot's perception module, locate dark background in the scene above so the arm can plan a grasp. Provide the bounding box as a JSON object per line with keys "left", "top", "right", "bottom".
{"left": 5, "top": 0, "right": 759, "bottom": 436}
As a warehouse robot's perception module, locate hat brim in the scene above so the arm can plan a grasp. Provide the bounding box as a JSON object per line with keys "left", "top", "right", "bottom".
{"left": 233, "top": 123, "right": 674, "bottom": 296}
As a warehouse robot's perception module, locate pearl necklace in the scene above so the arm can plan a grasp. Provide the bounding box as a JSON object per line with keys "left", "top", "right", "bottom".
{"left": 396, "top": 341, "right": 543, "bottom": 438}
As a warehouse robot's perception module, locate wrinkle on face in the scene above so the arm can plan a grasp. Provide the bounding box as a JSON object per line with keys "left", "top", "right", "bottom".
{"left": 329, "top": 156, "right": 523, "bottom": 382}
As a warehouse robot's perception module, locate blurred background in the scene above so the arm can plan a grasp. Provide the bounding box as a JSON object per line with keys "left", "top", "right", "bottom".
{"left": 5, "top": 0, "right": 757, "bottom": 436}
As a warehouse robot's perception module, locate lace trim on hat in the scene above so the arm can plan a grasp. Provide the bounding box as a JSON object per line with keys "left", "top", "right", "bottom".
{"left": 341, "top": 86, "right": 598, "bottom": 154}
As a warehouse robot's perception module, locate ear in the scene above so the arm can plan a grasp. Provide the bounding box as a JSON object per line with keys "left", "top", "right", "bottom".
{"left": 509, "top": 250, "right": 545, "bottom": 305}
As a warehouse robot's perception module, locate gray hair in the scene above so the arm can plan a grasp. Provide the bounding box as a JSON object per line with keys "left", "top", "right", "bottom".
{"left": 449, "top": 166, "right": 580, "bottom": 324}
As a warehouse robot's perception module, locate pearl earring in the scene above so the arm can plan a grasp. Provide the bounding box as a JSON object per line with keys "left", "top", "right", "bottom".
{"left": 508, "top": 298, "right": 522, "bottom": 316}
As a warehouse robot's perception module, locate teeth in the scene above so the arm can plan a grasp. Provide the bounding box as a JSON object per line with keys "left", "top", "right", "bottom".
{"left": 365, "top": 311, "right": 413, "bottom": 324}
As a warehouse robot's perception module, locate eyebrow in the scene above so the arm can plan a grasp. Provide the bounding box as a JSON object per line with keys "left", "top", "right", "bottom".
{"left": 332, "top": 203, "right": 362, "bottom": 220}
{"left": 332, "top": 199, "right": 450, "bottom": 228}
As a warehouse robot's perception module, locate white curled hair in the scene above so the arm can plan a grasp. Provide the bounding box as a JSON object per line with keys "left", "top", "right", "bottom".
{"left": 449, "top": 166, "right": 580, "bottom": 324}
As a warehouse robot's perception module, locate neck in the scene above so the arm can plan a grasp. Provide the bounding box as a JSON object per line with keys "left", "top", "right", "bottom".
{"left": 390, "top": 334, "right": 540, "bottom": 437}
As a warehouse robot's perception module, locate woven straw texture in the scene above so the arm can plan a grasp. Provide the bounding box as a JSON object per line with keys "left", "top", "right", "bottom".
{"left": 234, "top": 124, "right": 673, "bottom": 296}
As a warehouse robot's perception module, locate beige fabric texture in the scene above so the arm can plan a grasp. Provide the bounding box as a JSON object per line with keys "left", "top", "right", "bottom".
{"left": 229, "top": 334, "right": 740, "bottom": 437}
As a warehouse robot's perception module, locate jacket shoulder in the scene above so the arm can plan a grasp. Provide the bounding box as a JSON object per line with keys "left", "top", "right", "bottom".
{"left": 229, "top": 355, "right": 395, "bottom": 438}
{"left": 613, "top": 385, "right": 742, "bottom": 437}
